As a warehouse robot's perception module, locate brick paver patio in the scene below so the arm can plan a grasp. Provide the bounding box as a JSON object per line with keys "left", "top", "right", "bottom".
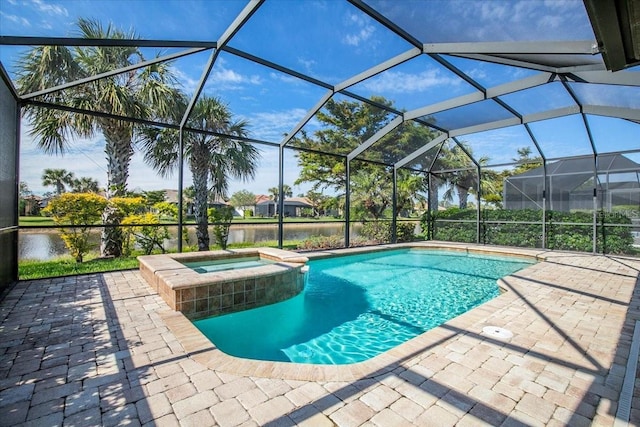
{"left": 1, "top": 243, "right": 639, "bottom": 426}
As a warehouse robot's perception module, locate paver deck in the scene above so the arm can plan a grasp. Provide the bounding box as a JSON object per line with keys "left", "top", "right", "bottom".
{"left": 1, "top": 242, "right": 640, "bottom": 426}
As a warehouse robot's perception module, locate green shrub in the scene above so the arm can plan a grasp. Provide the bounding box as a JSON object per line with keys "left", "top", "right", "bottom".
{"left": 421, "top": 208, "right": 634, "bottom": 254}
{"left": 208, "top": 206, "right": 234, "bottom": 250}
{"left": 359, "top": 220, "right": 416, "bottom": 243}
{"left": 360, "top": 220, "right": 391, "bottom": 243}
{"left": 297, "top": 235, "right": 343, "bottom": 250}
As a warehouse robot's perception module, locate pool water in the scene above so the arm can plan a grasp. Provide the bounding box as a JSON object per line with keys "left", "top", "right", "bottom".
{"left": 193, "top": 249, "right": 533, "bottom": 364}
{"left": 184, "top": 256, "right": 273, "bottom": 273}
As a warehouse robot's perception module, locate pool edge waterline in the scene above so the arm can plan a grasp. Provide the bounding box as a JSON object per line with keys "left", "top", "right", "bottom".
{"left": 157, "top": 242, "right": 552, "bottom": 381}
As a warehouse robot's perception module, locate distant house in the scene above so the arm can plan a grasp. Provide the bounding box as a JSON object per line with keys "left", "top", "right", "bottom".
{"left": 20, "top": 195, "right": 44, "bottom": 216}
{"left": 254, "top": 196, "right": 313, "bottom": 217}
{"left": 504, "top": 154, "right": 640, "bottom": 212}
{"left": 163, "top": 190, "right": 232, "bottom": 216}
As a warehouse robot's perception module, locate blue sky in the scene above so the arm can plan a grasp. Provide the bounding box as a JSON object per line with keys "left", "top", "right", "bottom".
{"left": 1, "top": 0, "right": 639, "bottom": 198}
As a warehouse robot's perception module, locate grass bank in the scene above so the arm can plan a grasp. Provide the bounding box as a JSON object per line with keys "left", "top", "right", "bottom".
{"left": 18, "top": 240, "right": 301, "bottom": 280}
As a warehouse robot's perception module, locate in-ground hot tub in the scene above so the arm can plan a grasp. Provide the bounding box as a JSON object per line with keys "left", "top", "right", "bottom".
{"left": 138, "top": 248, "right": 308, "bottom": 320}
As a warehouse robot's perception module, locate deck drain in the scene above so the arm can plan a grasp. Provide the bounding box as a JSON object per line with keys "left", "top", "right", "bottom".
{"left": 482, "top": 326, "right": 513, "bottom": 340}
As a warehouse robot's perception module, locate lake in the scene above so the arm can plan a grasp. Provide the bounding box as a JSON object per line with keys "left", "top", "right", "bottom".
{"left": 19, "top": 223, "right": 362, "bottom": 261}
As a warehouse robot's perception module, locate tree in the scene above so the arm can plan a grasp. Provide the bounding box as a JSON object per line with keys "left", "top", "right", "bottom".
{"left": 42, "top": 168, "right": 75, "bottom": 195}
{"left": 70, "top": 176, "right": 100, "bottom": 193}
{"left": 441, "top": 142, "right": 489, "bottom": 209}
{"left": 42, "top": 193, "right": 108, "bottom": 262}
{"left": 19, "top": 182, "right": 37, "bottom": 216}
{"left": 17, "top": 18, "right": 180, "bottom": 257}
{"left": 121, "top": 213, "right": 169, "bottom": 256}
{"left": 304, "top": 190, "right": 329, "bottom": 217}
{"left": 293, "top": 96, "right": 439, "bottom": 218}
{"left": 19, "top": 181, "right": 32, "bottom": 198}
{"left": 479, "top": 147, "right": 544, "bottom": 208}
{"left": 208, "top": 206, "right": 234, "bottom": 249}
{"left": 230, "top": 190, "right": 256, "bottom": 217}
{"left": 396, "top": 170, "right": 428, "bottom": 216}
{"left": 350, "top": 165, "right": 392, "bottom": 220}
{"left": 142, "top": 190, "right": 167, "bottom": 209}
{"left": 141, "top": 96, "right": 259, "bottom": 251}
{"left": 513, "top": 147, "right": 543, "bottom": 174}
{"left": 268, "top": 185, "right": 292, "bottom": 213}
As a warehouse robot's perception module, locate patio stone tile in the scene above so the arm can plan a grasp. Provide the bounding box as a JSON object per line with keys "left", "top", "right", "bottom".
{"left": 210, "top": 398, "right": 250, "bottom": 427}
{"left": 415, "top": 403, "right": 460, "bottom": 426}
{"left": 31, "top": 381, "right": 81, "bottom": 406}
{"left": 164, "top": 382, "right": 197, "bottom": 404}
{"left": 0, "top": 400, "right": 29, "bottom": 426}
{"left": 64, "top": 387, "right": 100, "bottom": 416}
{"left": 180, "top": 409, "right": 216, "bottom": 427}
{"left": 190, "top": 369, "right": 222, "bottom": 392}
{"left": 248, "top": 395, "right": 295, "bottom": 426}
{"left": 284, "top": 382, "right": 327, "bottom": 406}
{"left": 370, "top": 408, "right": 408, "bottom": 427}
{"left": 359, "top": 384, "right": 401, "bottom": 411}
{"left": 171, "top": 389, "right": 218, "bottom": 419}
{"left": 61, "top": 406, "right": 102, "bottom": 427}
{"left": 288, "top": 404, "right": 335, "bottom": 427}
{"left": 135, "top": 393, "right": 173, "bottom": 424}
{"left": 236, "top": 386, "right": 268, "bottom": 409}
{"left": 514, "top": 392, "right": 556, "bottom": 424}
{"left": 253, "top": 377, "right": 292, "bottom": 399}
{"left": 2, "top": 245, "right": 640, "bottom": 426}
{"left": 145, "top": 372, "right": 189, "bottom": 396}
{"left": 467, "top": 401, "right": 508, "bottom": 426}
{"left": 329, "top": 399, "right": 375, "bottom": 427}
{"left": 102, "top": 402, "right": 140, "bottom": 427}
{"left": 143, "top": 413, "right": 180, "bottom": 427}
{"left": 214, "top": 377, "right": 257, "bottom": 400}
{"left": 389, "top": 396, "right": 424, "bottom": 422}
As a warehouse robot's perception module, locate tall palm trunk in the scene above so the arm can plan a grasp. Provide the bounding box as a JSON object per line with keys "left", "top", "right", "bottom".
{"left": 428, "top": 175, "right": 441, "bottom": 211}
{"left": 191, "top": 143, "right": 210, "bottom": 251}
{"left": 100, "top": 120, "right": 134, "bottom": 257}
{"left": 457, "top": 186, "right": 469, "bottom": 209}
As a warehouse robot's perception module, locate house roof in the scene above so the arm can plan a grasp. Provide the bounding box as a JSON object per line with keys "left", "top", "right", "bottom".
{"left": 508, "top": 153, "right": 640, "bottom": 179}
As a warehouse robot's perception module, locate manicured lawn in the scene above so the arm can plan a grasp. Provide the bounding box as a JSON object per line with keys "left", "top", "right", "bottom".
{"left": 19, "top": 216, "right": 55, "bottom": 226}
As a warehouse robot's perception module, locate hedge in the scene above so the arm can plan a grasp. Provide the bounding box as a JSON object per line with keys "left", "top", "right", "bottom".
{"left": 421, "top": 208, "right": 635, "bottom": 255}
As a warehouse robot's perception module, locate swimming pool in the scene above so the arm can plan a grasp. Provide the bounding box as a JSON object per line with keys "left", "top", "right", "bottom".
{"left": 193, "top": 248, "right": 533, "bottom": 364}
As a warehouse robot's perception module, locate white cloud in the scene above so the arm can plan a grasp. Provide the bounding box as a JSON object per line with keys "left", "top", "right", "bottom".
{"left": 297, "top": 58, "right": 317, "bottom": 75}
{"left": 247, "top": 108, "right": 317, "bottom": 142}
{"left": 343, "top": 12, "right": 375, "bottom": 47}
{"left": 0, "top": 11, "right": 30, "bottom": 26}
{"left": 363, "top": 69, "right": 460, "bottom": 93}
{"left": 30, "top": 0, "right": 68, "bottom": 16}
{"left": 205, "top": 65, "right": 262, "bottom": 91}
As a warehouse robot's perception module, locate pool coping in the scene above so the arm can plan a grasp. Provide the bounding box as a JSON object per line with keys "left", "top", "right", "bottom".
{"left": 160, "top": 241, "right": 555, "bottom": 381}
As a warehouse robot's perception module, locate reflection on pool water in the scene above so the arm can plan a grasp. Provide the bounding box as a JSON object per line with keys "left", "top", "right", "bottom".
{"left": 193, "top": 248, "right": 533, "bottom": 365}
{"left": 183, "top": 256, "right": 274, "bottom": 273}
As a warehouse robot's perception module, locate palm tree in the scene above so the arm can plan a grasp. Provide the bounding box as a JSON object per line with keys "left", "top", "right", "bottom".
{"left": 442, "top": 142, "right": 488, "bottom": 209}
{"left": 512, "top": 146, "right": 543, "bottom": 174}
{"left": 396, "top": 170, "right": 428, "bottom": 216}
{"left": 350, "top": 170, "right": 392, "bottom": 220}
{"left": 268, "top": 184, "right": 292, "bottom": 214}
{"left": 42, "top": 168, "right": 75, "bottom": 195}
{"left": 71, "top": 177, "right": 100, "bottom": 193}
{"left": 16, "top": 18, "right": 179, "bottom": 257}
{"left": 141, "top": 96, "right": 259, "bottom": 251}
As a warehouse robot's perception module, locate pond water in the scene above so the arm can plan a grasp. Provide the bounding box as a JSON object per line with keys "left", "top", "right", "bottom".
{"left": 18, "top": 223, "right": 367, "bottom": 260}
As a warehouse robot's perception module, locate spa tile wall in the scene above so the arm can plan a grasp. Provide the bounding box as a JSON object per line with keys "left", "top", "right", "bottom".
{"left": 177, "top": 268, "right": 305, "bottom": 320}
